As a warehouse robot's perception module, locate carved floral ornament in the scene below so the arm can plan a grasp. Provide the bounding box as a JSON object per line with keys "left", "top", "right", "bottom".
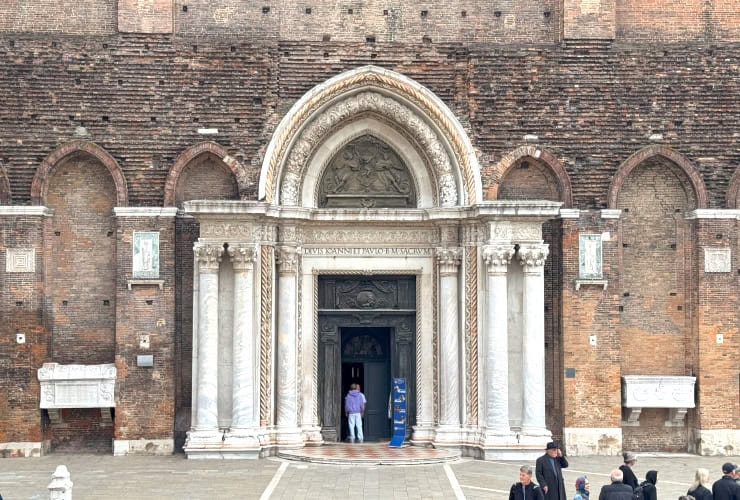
{"left": 482, "top": 244, "right": 515, "bottom": 271}
{"left": 227, "top": 245, "right": 257, "bottom": 269}
{"left": 194, "top": 244, "right": 223, "bottom": 270}
{"left": 280, "top": 91, "right": 459, "bottom": 207}
{"left": 436, "top": 247, "right": 462, "bottom": 274}
{"left": 518, "top": 244, "right": 550, "bottom": 270}
{"left": 276, "top": 246, "right": 300, "bottom": 274}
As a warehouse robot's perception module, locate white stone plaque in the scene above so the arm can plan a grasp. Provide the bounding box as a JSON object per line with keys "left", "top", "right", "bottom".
{"left": 5, "top": 248, "right": 35, "bottom": 273}
{"left": 622, "top": 375, "right": 696, "bottom": 409}
{"left": 704, "top": 247, "right": 731, "bottom": 273}
{"left": 38, "top": 363, "right": 117, "bottom": 409}
{"left": 133, "top": 231, "right": 160, "bottom": 279}
{"left": 579, "top": 234, "right": 602, "bottom": 279}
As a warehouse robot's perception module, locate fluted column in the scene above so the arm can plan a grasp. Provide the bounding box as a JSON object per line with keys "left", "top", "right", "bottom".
{"left": 228, "top": 245, "right": 257, "bottom": 431}
{"left": 518, "top": 243, "right": 550, "bottom": 434}
{"left": 194, "top": 243, "right": 223, "bottom": 431}
{"left": 482, "top": 244, "right": 515, "bottom": 436}
{"left": 436, "top": 247, "right": 462, "bottom": 427}
{"left": 275, "top": 245, "right": 300, "bottom": 440}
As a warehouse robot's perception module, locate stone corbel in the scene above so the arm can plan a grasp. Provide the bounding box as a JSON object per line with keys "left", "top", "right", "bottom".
{"left": 623, "top": 407, "right": 642, "bottom": 426}
{"left": 666, "top": 408, "right": 689, "bottom": 427}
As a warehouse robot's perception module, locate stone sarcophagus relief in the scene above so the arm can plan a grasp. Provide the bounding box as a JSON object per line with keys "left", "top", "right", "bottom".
{"left": 38, "top": 363, "right": 117, "bottom": 409}
{"left": 621, "top": 375, "right": 696, "bottom": 427}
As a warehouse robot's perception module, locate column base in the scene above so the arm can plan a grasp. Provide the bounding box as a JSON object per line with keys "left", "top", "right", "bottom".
{"left": 480, "top": 428, "right": 518, "bottom": 447}
{"left": 275, "top": 427, "right": 304, "bottom": 449}
{"left": 301, "top": 426, "right": 324, "bottom": 447}
{"left": 690, "top": 428, "right": 740, "bottom": 456}
{"left": 184, "top": 429, "right": 264, "bottom": 459}
{"left": 432, "top": 425, "right": 463, "bottom": 447}
{"left": 563, "top": 427, "right": 622, "bottom": 456}
{"left": 0, "top": 440, "right": 47, "bottom": 458}
{"left": 410, "top": 424, "right": 435, "bottom": 446}
{"left": 113, "top": 439, "right": 174, "bottom": 456}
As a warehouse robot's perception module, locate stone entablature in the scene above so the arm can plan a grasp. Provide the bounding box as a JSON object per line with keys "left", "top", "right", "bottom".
{"left": 621, "top": 375, "right": 696, "bottom": 427}
{"left": 38, "top": 363, "right": 117, "bottom": 409}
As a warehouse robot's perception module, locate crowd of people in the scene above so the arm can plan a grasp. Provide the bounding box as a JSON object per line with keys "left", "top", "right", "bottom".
{"left": 509, "top": 443, "right": 740, "bottom": 500}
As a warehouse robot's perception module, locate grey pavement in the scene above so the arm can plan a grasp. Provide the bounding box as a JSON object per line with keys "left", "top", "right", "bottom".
{"left": 0, "top": 452, "right": 737, "bottom": 499}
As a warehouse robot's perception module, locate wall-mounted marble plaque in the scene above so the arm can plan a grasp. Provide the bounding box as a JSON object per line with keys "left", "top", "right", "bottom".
{"left": 579, "top": 234, "right": 602, "bottom": 279}
{"left": 5, "top": 248, "right": 35, "bottom": 273}
{"left": 133, "top": 231, "right": 159, "bottom": 279}
{"left": 704, "top": 247, "right": 731, "bottom": 273}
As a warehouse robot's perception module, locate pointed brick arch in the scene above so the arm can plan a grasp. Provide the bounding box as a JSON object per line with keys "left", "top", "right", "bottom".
{"left": 727, "top": 166, "right": 740, "bottom": 209}
{"left": 608, "top": 145, "right": 707, "bottom": 209}
{"left": 31, "top": 141, "right": 128, "bottom": 206}
{"left": 0, "top": 164, "right": 10, "bottom": 204}
{"left": 164, "top": 142, "right": 242, "bottom": 207}
{"left": 490, "top": 145, "right": 573, "bottom": 207}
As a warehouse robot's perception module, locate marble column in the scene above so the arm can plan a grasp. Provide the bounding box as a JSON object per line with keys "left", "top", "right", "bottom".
{"left": 194, "top": 244, "right": 223, "bottom": 431}
{"left": 482, "top": 244, "right": 515, "bottom": 436}
{"left": 518, "top": 243, "right": 550, "bottom": 434}
{"left": 228, "top": 245, "right": 257, "bottom": 431}
{"left": 275, "top": 245, "right": 301, "bottom": 444}
{"left": 436, "top": 247, "right": 462, "bottom": 427}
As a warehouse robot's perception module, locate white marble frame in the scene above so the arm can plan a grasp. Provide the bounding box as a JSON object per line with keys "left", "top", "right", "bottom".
{"left": 299, "top": 253, "right": 435, "bottom": 439}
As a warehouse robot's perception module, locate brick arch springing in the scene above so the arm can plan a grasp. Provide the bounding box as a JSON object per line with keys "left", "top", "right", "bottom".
{"left": 608, "top": 145, "right": 707, "bottom": 209}
{"left": 489, "top": 145, "right": 573, "bottom": 207}
{"left": 31, "top": 141, "right": 128, "bottom": 206}
{"left": 0, "top": 164, "right": 11, "bottom": 204}
{"left": 164, "top": 142, "right": 242, "bottom": 207}
{"left": 727, "top": 166, "right": 740, "bottom": 209}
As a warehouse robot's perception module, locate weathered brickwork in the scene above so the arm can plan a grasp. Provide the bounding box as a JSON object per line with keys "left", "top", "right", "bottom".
{"left": 0, "top": 1, "right": 738, "bottom": 456}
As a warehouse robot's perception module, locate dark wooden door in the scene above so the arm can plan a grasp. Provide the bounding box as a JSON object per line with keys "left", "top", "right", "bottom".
{"left": 363, "top": 361, "right": 390, "bottom": 441}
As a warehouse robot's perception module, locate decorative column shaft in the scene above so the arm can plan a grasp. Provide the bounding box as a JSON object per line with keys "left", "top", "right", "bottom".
{"left": 519, "top": 243, "right": 549, "bottom": 433}
{"left": 228, "top": 245, "right": 257, "bottom": 430}
{"left": 276, "top": 245, "right": 299, "bottom": 430}
{"left": 482, "top": 244, "right": 515, "bottom": 435}
{"left": 436, "top": 247, "right": 462, "bottom": 426}
{"left": 194, "top": 244, "right": 223, "bottom": 431}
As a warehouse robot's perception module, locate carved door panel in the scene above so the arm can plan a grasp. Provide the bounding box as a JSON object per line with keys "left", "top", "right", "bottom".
{"left": 318, "top": 323, "right": 340, "bottom": 442}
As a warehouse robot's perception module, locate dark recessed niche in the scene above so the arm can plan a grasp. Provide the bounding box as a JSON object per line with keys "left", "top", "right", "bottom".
{"left": 421, "top": 10, "right": 428, "bottom": 18}
{"left": 677, "top": 306, "right": 683, "bottom": 311}
{"left": 102, "top": 116, "right": 109, "bottom": 122}
{"left": 16, "top": 301, "right": 23, "bottom": 306}
{"left": 305, "top": 7, "right": 311, "bottom": 14}
{"left": 146, "top": 300, "right": 154, "bottom": 305}
{"left": 323, "top": 51, "right": 329, "bottom": 57}
{"left": 623, "top": 292, "right": 630, "bottom": 297}
{"left": 669, "top": 292, "right": 677, "bottom": 296}
{"left": 370, "top": 53, "right": 377, "bottom": 59}
{"left": 519, "top": 161, "right": 530, "bottom": 169}
{"left": 230, "top": 46, "right": 236, "bottom": 52}
{"left": 151, "top": 117, "right": 157, "bottom": 122}
{"left": 234, "top": 117, "right": 241, "bottom": 123}
{"left": 322, "top": 34, "right": 331, "bottom": 42}
{"left": 347, "top": 8, "right": 353, "bottom": 14}
{"left": 182, "top": 5, "right": 187, "bottom": 12}
{"left": 192, "top": 45, "right": 198, "bottom": 52}
{"left": 716, "top": 233, "right": 723, "bottom": 240}
{"left": 544, "top": 11, "right": 551, "bottom": 18}
{"left": 62, "top": 300, "right": 68, "bottom": 306}
{"left": 670, "top": 243, "right": 676, "bottom": 249}
{"left": 461, "top": 10, "right": 467, "bottom": 17}
{"left": 618, "top": 305, "right": 624, "bottom": 312}
{"left": 54, "top": 231, "right": 61, "bottom": 236}
{"left": 366, "top": 36, "right": 376, "bottom": 44}
{"left": 106, "top": 231, "right": 113, "bottom": 237}
{"left": 253, "top": 97, "right": 262, "bottom": 105}
{"left": 494, "top": 11, "right": 502, "bottom": 18}
{"left": 103, "top": 300, "right": 110, "bottom": 306}
{"left": 262, "top": 6, "right": 270, "bottom": 14}
{"left": 383, "top": 9, "right": 388, "bottom": 15}
{"left": 422, "top": 35, "right": 432, "bottom": 44}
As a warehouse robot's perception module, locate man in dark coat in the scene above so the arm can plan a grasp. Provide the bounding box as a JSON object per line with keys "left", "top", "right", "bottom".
{"left": 713, "top": 462, "right": 740, "bottom": 500}
{"left": 598, "top": 469, "right": 634, "bottom": 500}
{"left": 535, "top": 441, "right": 569, "bottom": 500}
{"left": 618, "top": 452, "right": 639, "bottom": 490}
{"left": 509, "top": 465, "right": 545, "bottom": 500}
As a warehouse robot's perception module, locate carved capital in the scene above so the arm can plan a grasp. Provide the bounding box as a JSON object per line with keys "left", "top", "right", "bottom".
{"left": 227, "top": 245, "right": 257, "bottom": 271}
{"left": 518, "top": 243, "right": 549, "bottom": 272}
{"left": 482, "top": 244, "right": 515, "bottom": 274}
{"left": 436, "top": 247, "right": 462, "bottom": 275}
{"left": 194, "top": 244, "right": 223, "bottom": 272}
{"left": 276, "top": 246, "right": 300, "bottom": 274}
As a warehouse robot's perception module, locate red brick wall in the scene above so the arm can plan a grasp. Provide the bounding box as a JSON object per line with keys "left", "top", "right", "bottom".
{"left": 0, "top": 0, "right": 116, "bottom": 34}
{"left": 564, "top": 0, "right": 616, "bottom": 40}
{"left": 118, "top": 0, "right": 173, "bottom": 34}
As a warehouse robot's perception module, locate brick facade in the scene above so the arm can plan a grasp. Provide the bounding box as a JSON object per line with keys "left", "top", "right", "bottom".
{"left": 0, "top": 1, "right": 738, "bottom": 457}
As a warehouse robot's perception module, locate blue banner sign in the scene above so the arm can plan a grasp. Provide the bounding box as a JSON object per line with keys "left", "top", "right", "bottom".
{"left": 389, "top": 378, "right": 407, "bottom": 447}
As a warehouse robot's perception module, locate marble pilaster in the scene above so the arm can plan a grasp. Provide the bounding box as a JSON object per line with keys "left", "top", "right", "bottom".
{"left": 193, "top": 244, "right": 223, "bottom": 432}
{"left": 482, "top": 244, "right": 515, "bottom": 438}
{"left": 518, "top": 243, "right": 550, "bottom": 436}
{"left": 435, "top": 247, "right": 462, "bottom": 433}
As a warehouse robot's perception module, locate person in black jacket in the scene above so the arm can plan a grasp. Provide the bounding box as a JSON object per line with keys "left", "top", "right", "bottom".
{"left": 510, "top": 465, "right": 545, "bottom": 500}
{"left": 598, "top": 469, "right": 634, "bottom": 500}
{"left": 688, "top": 467, "right": 713, "bottom": 500}
{"left": 535, "top": 441, "right": 569, "bottom": 500}
{"left": 638, "top": 470, "right": 658, "bottom": 500}
{"left": 619, "top": 452, "right": 639, "bottom": 490}
{"left": 713, "top": 463, "right": 740, "bottom": 500}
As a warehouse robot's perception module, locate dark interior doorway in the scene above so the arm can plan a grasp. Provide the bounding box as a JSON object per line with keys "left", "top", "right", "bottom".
{"left": 340, "top": 327, "right": 391, "bottom": 442}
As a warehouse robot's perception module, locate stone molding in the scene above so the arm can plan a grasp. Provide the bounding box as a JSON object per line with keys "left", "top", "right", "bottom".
{"left": 303, "top": 227, "right": 437, "bottom": 245}
{"left": 607, "top": 145, "right": 708, "bottom": 209}
{"left": 114, "top": 207, "right": 178, "bottom": 217}
{"left": 488, "top": 220, "right": 543, "bottom": 242}
{"left": 259, "top": 65, "right": 482, "bottom": 206}
{"left": 0, "top": 206, "right": 54, "bottom": 216}
{"left": 559, "top": 208, "right": 580, "bottom": 219}
{"left": 685, "top": 209, "right": 740, "bottom": 219}
{"left": 194, "top": 244, "right": 223, "bottom": 272}
{"left": 31, "top": 141, "right": 128, "bottom": 207}
{"left": 600, "top": 209, "right": 622, "bottom": 219}
{"left": 482, "top": 244, "right": 515, "bottom": 274}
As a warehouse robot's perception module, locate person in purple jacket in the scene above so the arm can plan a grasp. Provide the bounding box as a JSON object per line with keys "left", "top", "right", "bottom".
{"left": 345, "top": 383, "right": 366, "bottom": 443}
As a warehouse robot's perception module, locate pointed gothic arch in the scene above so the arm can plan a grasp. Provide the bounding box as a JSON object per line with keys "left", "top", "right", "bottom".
{"left": 164, "top": 142, "right": 242, "bottom": 207}
{"left": 258, "top": 65, "right": 482, "bottom": 207}
{"left": 31, "top": 141, "right": 128, "bottom": 206}
{"left": 727, "top": 166, "right": 740, "bottom": 209}
{"left": 490, "top": 145, "right": 573, "bottom": 207}
{"left": 608, "top": 145, "right": 708, "bottom": 209}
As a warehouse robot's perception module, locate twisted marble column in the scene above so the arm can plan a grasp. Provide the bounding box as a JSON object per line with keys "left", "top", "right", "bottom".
{"left": 518, "top": 243, "right": 549, "bottom": 434}
{"left": 194, "top": 243, "right": 223, "bottom": 431}
{"left": 482, "top": 244, "right": 515, "bottom": 435}
{"left": 436, "top": 247, "right": 462, "bottom": 426}
{"left": 228, "top": 245, "right": 257, "bottom": 431}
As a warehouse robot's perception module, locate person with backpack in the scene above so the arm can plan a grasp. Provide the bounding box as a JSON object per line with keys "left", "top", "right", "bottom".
{"left": 633, "top": 470, "right": 658, "bottom": 500}
{"left": 510, "top": 465, "right": 545, "bottom": 500}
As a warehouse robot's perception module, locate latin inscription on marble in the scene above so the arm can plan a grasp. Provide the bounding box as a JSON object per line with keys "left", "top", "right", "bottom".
{"left": 704, "top": 247, "right": 731, "bottom": 273}
{"left": 5, "top": 248, "right": 35, "bottom": 273}
{"left": 303, "top": 247, "right": 433, "bottom": 256}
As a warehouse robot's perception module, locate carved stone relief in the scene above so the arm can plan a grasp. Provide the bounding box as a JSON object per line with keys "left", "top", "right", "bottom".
{"left": 5, "top": 248, "right": 35, "bottom": 273}
{"left": 319, "top": 135, "right": 416, "bottom": 208}
{"left": 303, "top": 227, "right": 436, "bottom": 245}
{"left": 704, "top": 247, "right": 732, "bottom": 273}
